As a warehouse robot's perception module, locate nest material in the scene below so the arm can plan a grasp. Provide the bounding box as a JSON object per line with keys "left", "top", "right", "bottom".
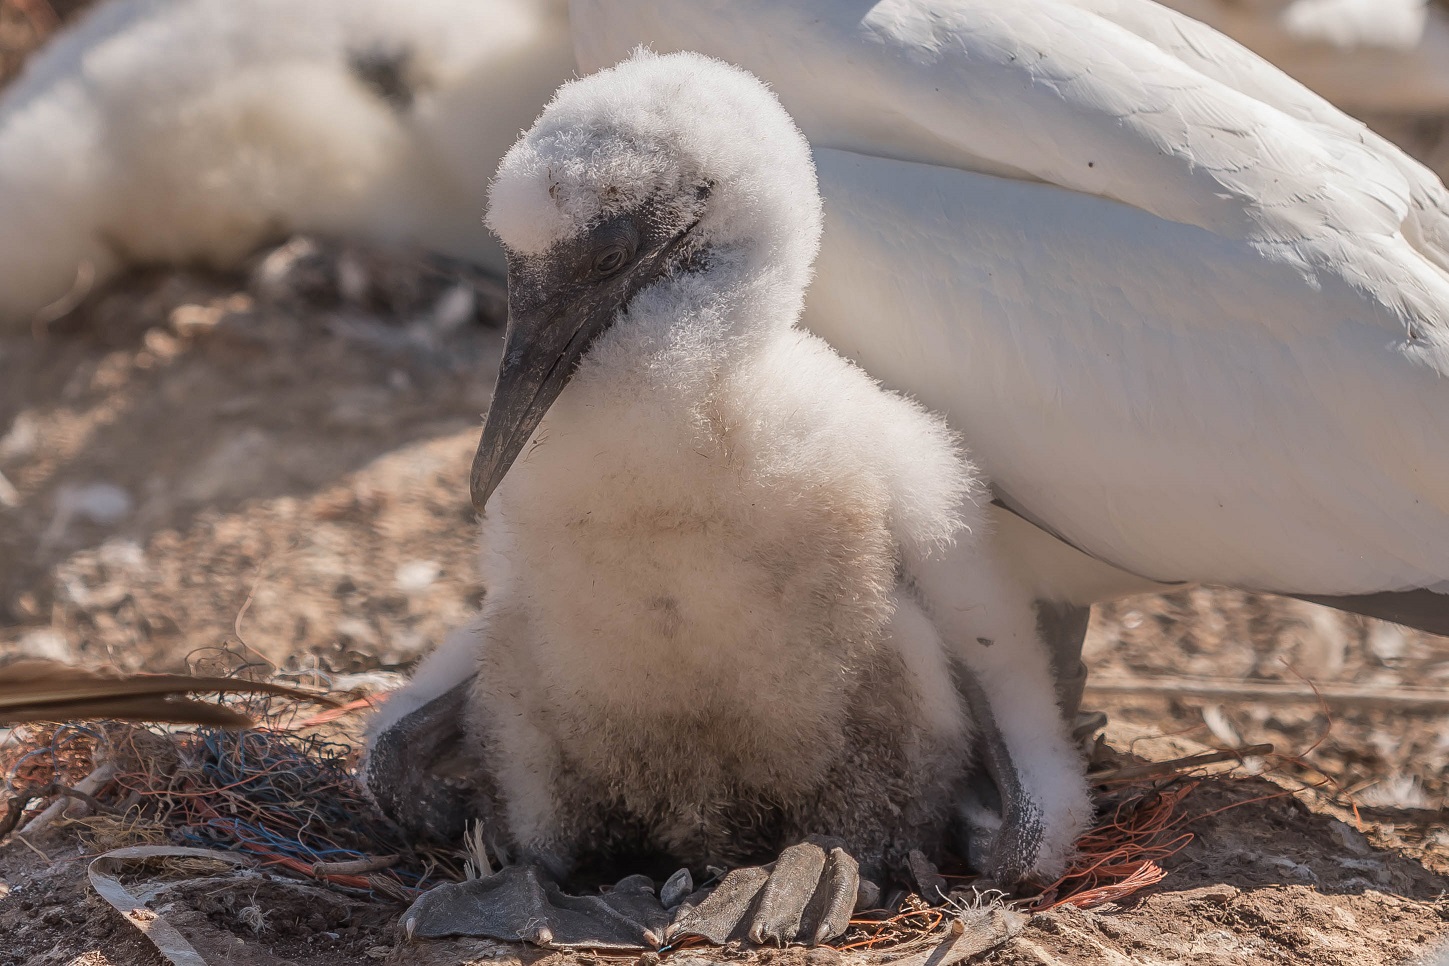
{"left": 0, "top": 658, "right": 337, "bottom": 727}
{"left": 1, "top": 689, "right": 461, "bottom": 902}
{"left": 0, "top": 686, "right": 1294, "bottom": 955}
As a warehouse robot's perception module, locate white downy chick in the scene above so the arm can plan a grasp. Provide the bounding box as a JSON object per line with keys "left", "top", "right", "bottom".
{"left": 0, "top": 0, "right": 573, "bottom": 323}
{"left": 374, "top": 54, "right": 1092, "bottom": 932}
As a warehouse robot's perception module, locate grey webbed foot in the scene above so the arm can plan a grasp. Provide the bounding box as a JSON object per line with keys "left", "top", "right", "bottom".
{"left": 401, "top": 864, "right": 672, "bottom": 950}
{"left": 667, "top": 837, "right": 863, "bottom": 947}
{"left": 364, "top": 679, "right": 478, "bottom": 845}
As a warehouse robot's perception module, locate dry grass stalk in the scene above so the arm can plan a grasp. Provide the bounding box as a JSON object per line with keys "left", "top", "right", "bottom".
{"left": 1087, "top": 674, "right": 1449, "bottom": 710}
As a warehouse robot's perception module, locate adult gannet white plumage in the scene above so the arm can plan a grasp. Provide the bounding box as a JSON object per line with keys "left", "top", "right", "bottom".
{"left": 570, "top": 0, "right": 1449, "bottom": 673}
{"left": 368, "top": 50, "right": 1090, "bottom": 946}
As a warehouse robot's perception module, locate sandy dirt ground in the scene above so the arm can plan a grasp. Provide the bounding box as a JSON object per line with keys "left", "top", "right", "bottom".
{"left": 3, "top": 3, "right": 1449, "bottom": 965}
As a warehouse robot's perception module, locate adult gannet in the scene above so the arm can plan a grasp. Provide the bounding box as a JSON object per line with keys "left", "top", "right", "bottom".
{"left": 571, "top": 0, "right": 1449, "bottom": 715}
{"left": 368, "top": 50, "right": 1091, "bottom": 947}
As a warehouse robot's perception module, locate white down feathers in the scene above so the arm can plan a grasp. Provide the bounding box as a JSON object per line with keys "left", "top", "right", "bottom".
{"left": 0, "top": 0, "right": 573, "bottom": 321}
{"left": 484, "top": 51, "right": 978, "bottom": 650}
{"left": 396, "top": 53, "right": 1079, "bottom": 869}
{"left": 486, "top": 51, "right": 974, "bottom": 563}
{"left": 374, "top": 50, "right": 981, "bottom": 754}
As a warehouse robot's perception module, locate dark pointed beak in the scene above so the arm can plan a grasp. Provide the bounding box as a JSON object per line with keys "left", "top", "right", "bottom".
{"left": 469, "top": 265, "right": 619, "bottom": 513}
{"left": 469, "top": 213, "right": 702, "bottom": 513}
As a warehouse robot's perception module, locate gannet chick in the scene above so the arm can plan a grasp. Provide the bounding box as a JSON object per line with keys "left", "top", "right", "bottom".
{"left": 0, "top": 0, "right": 573, "bottom": 325}
{"left": 372, "top": 50, "right": 1092, "bottom": 947}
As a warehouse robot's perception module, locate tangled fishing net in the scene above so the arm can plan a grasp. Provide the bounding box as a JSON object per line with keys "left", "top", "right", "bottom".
{"left": 0, "top": 686, "right": 463, "bottom": 903}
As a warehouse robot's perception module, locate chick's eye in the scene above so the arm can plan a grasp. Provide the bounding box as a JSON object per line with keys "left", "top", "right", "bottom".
{"left": 592, "top": 246, "right": 629, "bottom": 277}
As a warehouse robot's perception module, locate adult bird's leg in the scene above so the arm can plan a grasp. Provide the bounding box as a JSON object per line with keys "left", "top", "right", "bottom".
{"left": 1035, "top": 600, "right": 1104, "bottom": 741}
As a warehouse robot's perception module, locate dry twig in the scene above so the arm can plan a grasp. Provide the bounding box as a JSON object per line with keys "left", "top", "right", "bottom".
{"left": 1086, "top": 675, "right": 1449, "bottom": 710}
